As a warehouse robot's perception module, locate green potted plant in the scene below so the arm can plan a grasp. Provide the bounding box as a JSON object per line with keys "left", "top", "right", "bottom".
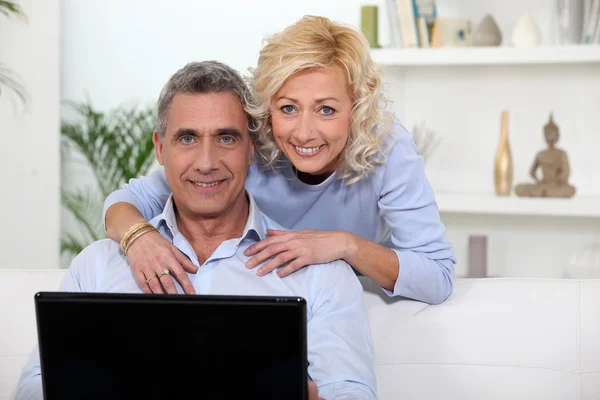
{"left": 61, "top": 101, "right": 157, "bottom": 258}
{"left": 0, "top": 0, "right": 27, "bottom": 104}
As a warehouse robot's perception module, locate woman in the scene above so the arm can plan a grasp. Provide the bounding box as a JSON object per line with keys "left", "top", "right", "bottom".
{"left": 103, "top": 15, "right": 456, "bottom": 304}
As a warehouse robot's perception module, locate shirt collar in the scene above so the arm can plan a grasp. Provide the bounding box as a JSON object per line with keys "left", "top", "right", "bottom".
{"left": 150, "top": 191, "right": 267, "bottom": 242}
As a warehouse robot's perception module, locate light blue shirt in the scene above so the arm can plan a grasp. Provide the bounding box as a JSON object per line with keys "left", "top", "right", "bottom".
{"left": 17, "top": 194, "right": 377, "bottom": 400}
{"left": 103, "top": 115, "right": 456, "bottom": 304}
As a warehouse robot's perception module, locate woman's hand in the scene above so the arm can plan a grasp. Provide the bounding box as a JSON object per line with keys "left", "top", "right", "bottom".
{"left": 307, "top": 381, "right": 323, "bottom": 400}
{"left": 244, "top": 229, "right": 353, "bottom": 277}
{"left": 126, "top": 230, "right": 199, "bottom": 294}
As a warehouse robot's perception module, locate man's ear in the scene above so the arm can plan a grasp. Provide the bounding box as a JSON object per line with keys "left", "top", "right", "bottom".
{"left": 153, "top": 131, "right": 165, "bottom": 166}
{"left": 248, "top": 137, "right": 255, "bottom": 166}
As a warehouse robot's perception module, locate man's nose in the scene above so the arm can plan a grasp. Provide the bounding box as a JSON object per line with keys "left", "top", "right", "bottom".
{"left": 193, "top": 143, "right": 220, "bottom": 174}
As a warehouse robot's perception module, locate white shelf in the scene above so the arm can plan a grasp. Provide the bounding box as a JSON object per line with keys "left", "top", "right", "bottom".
{"left": 435, "top": 193, "right": 600, "bottom": 218}
{"left": 370, "top": 45, "right": 600, "bottom": 66}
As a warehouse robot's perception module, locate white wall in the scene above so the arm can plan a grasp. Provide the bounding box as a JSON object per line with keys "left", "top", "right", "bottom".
{"left": 60, "top": 0, "right": 371, "bottom": 110}
{"left": 0, "top": 0, "right": 60, "bottom": 269}
{"left": 58, "top": 0, "right": 600, "bottom": 277}
{"left": 379, "top": 0, "right": 600, "bottom": 278}
{"left": 58, "top": 0, "right": 374, "bottom": 267}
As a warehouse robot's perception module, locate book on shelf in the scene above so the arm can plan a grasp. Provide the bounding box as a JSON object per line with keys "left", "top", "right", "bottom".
{"left": 385, "top": 0, "right": 403, "bottom": 47}
{"left": 413, "top": 0, "right": 437, "bottom": 48}
{"left": 395, "top": 0, "right": 419, "bottom": 48}
{"left": 384, "top": 1, "right": 600, "bottom": 49}
{"left": 582, "top": 0, "right": 600, "bottom": 44}
{"left": 386, "top": 0, "right": 438, "bottom": 48}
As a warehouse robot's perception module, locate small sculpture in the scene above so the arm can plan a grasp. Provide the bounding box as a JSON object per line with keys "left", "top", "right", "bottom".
{"left": 515, "top": 114, "right": 576, "bottom": 198}
{"left": 511, "top": 13, "right": 541, "bottom": 48}
{"left": 473, "top": 15, "right": 502, "bottom": 46}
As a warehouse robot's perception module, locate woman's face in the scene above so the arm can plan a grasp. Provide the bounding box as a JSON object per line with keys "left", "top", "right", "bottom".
{"left": 270, "top": 65, "right": 353, "bottom": 177}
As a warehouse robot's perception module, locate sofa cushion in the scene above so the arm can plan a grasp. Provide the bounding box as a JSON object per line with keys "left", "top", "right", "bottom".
{"left": 0, "top": 269, "right": 65, "bottom": 399}
{"left": 360, "top": 277, "right": 600, "bottom": 400}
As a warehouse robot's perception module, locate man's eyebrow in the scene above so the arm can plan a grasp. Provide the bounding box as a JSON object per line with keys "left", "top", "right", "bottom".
{"left": 172, "top": 127, "right": 244, "bottom": 140}
{"left": 173, "top": 128, "right": 198, "bottom": 141}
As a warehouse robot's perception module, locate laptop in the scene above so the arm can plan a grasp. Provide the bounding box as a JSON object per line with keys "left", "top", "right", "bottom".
{"left": 34, "top": 292, "right": 308, "bottom": 400}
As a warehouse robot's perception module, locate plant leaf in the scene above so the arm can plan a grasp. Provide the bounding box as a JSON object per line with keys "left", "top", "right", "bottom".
{"left": 60, "top": 101, "right": 157, "bottom": 255}
{"left": 0, "top": 0, "right": 26, "bottom": 20}
{"left": 0, "top": 63, "right": 28, "bottom": 106}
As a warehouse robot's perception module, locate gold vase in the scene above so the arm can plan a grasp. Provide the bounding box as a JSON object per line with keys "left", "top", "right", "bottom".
{"left": 494, "top": 110, "right": 513, "bottom": 196}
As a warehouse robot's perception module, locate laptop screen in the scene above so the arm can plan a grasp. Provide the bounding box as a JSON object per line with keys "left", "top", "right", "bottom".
{"left": 35, "top": 292, "right": 307, "bottom": 400}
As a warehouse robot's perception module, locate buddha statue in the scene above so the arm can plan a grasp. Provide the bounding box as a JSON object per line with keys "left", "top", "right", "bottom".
{"left": 515, "top": 114, "right": 576, "bottom": 198}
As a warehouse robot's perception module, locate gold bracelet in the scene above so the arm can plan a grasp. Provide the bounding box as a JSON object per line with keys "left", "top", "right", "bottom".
{"left": 123, "top": 225, "right": 158, "bottom": 256}
{"left": 120, "top": 222, "right": 151, "bottom": 252}
{"left": 120, "top": 222, "right": 157, "bottom": 254}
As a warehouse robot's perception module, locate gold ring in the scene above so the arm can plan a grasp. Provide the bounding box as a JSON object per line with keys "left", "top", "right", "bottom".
{"left": 157, "top": 268, "right": 170, "bottom": 278}
{"left": 146, "top": 275, "right": 158, "bottom": 284}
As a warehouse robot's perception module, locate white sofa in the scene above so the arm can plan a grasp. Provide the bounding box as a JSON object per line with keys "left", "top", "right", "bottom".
{"left": 1, "top": 269, "right": 599, "bottom": 400}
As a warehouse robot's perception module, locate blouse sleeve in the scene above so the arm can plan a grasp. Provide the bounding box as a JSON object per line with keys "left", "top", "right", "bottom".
{"left": 376, "top": 117, "right": 456, "bottom": 304}
{"left": 102, "top": 167, "right": 171, "bottom": 228}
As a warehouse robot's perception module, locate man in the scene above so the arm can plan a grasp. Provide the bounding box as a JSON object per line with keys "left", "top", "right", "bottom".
{"left": 16, "top": 61, "right": 377, "bottom": 400}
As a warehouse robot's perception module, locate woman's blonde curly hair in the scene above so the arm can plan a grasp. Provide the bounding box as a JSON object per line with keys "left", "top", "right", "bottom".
{"left": 247, "top": 15, "right": 395, "bottom": 184}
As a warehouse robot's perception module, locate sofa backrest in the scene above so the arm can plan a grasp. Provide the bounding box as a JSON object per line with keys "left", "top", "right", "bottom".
{"left": 0, "top": 269, "right": 65, "bottom": 400}
{"left": 360, "top": 277, "right": 600, "bottom": 400}
{"left": 1, "top": 269, "right": 599, "bottom": 400}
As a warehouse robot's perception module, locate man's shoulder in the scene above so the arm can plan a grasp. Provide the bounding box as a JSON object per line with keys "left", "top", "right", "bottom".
{"left": 260, "top": 213, "right": 287, "bottom": 231}
{"left": 69, "top": 239, "right": 124, "bottom": 273}
{"left": 255, "top": 208, "right": 358, "bottom": 277}
{"left": 252, "top": 202, "right": 361, "bottom": 288}
{"left": 311, "top": 259, "right": 360, "bottom": 281}
{"left": 80, "top": 238, "right": 122, "bottom": 256}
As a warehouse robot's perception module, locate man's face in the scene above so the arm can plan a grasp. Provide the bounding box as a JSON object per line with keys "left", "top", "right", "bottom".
{"left": 153, "top": 92, "right": 253, "bottom": 219}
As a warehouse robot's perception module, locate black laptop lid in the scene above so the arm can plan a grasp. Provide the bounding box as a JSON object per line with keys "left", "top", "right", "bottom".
{"left": 35, "top": 292, "right": 308, "bottom": 400}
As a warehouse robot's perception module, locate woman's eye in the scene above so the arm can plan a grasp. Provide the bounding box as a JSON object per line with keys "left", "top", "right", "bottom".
{"left": 320, "top": 106, "right": 335, "bottom": 115}
{"left": 281, "top": 105, "right": 295, "bottom": 114}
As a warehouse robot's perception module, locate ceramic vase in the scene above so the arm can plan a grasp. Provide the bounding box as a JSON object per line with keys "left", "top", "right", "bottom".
{"left": 512, "top": 13, "right": 541, "bottom": 48}
{"left": 473, "top": 14, "right": 502, "bottom": 46}
{"left": 494, "top": 111, "right": 513, "bottom": 196}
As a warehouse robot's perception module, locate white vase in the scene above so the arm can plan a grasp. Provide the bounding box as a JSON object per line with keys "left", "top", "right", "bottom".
{"left": 511, "top": 14, "right": 541, "bottom": 48}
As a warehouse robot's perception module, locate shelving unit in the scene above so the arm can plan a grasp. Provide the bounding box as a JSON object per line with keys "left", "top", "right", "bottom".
{"left": 370, "top": 45, "right": 600, "bottom": 66}
{"left": 435, "top": 193, "right": 600, "bottom": 218}
{"left": 370, "top": 21, "right": 600, "bottom": 278}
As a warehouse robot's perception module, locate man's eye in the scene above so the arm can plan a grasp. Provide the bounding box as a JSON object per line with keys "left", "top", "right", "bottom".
{"left": 181, "top": 136, "right": 195, "bottom": 144}
{"left": 320, "top": 106, "right": 335, "bottom": 115}
{"left": 219, "top": 136, "right": 235, "bottom": 144}
{"left": 281, "top": 105, "right": 295, "bottom": 114}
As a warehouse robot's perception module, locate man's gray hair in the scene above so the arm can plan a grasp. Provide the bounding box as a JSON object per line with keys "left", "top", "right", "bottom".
{"left": 156, "top": 61, "right": 258, "bottom": 138}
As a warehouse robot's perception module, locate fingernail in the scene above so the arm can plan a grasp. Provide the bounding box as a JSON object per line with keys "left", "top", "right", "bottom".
{"left": 246, "top": 262, "right": 253, "bottom": 269}
{"left": 244, "top": 249, "right": 250, "bottom": 255}
{"left": 257, "top": 269, "right": 264, "bottom": 276}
